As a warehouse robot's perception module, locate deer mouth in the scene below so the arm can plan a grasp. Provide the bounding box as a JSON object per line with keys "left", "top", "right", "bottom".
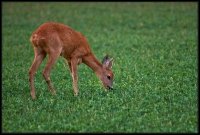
{"left": 107, "top": 85, "right": 113, "bottom": 90}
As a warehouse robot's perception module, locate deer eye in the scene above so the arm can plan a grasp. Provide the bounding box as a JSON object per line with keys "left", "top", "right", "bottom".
{"left": 107, "top": 75, "right": 111, "bottom": 80}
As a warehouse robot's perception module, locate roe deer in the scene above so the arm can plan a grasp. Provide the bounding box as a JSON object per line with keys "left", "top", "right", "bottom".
{"left": 29, "top": 22, "right": 114, "bottom": 99}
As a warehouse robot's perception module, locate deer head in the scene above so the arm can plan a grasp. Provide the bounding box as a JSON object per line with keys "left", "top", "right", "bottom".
{"left": 100, "top": 55, "right": 114, "bottom": 90}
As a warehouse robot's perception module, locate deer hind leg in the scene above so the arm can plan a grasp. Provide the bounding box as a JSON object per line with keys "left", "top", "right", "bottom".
{"left": 29, "top": 47, "right": 46, "bottom": 99}
{"left": 42, "top": 49, "right": 61, "bottom": 95}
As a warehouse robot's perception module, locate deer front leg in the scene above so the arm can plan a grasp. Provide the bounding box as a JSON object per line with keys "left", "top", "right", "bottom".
{"left": 67, "top": 61, "right": 72, "bottom": 73}
{"left": 70, "top": 58, "right": 79, "bottom": 96}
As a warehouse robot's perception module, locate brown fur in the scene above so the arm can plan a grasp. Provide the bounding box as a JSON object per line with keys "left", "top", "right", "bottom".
{"left": 29, "top": 22, "right": 113, "bottom": 99}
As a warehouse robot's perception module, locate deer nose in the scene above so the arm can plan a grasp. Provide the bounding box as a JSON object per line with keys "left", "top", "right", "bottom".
{"left": 107, "top": 86, "right": 113, "bottom": 90}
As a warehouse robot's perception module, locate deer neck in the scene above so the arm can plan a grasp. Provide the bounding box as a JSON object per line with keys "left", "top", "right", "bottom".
{"left": 82, "top": 53, "right": 103, "bottom": 76}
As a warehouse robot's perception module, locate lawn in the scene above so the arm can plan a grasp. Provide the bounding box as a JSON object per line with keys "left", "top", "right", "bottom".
{"left": 2, "top": 2, "right": 198, "bottom": 133}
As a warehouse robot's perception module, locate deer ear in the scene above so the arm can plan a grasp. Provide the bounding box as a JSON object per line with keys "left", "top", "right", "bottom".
{"left": 102, "top": 55, "right": 113, "bottom": 69}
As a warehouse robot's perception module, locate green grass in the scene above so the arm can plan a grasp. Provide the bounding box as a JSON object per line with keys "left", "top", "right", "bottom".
{"left": 2, "top": 2, "right": 198, "bottom": 133}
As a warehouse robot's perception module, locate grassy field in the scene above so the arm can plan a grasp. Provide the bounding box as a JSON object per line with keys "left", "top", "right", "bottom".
{"left": 2, "top": 2, "right": 198, "bottom": 133}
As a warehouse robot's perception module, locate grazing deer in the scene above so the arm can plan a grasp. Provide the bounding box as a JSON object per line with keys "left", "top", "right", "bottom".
{"left": 29, "top": 22, "right": 114, "bottom": 99}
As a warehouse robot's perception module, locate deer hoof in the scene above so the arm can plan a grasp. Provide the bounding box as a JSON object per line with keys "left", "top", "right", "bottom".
{"left": 31, "top": 93, "right": 36, "bottom": 100}
{"left": 74, "top": 92, "right": 78, "bottom": 96}
{"left": 51, "top": 90, "right": 56, "bottom": 96}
